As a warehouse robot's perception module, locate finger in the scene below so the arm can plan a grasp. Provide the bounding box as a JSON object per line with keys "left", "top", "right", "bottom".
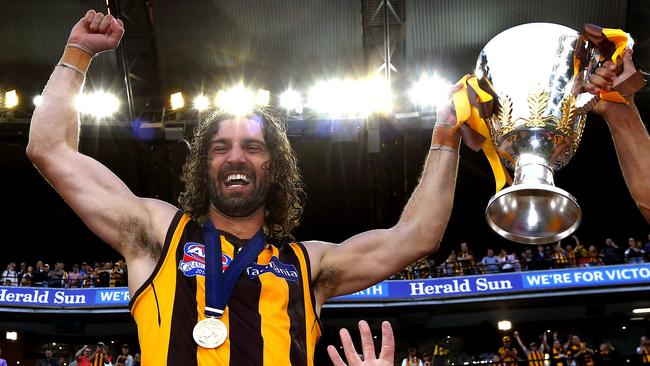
{"left": 358, "top": 320, "right": 376, "bottom": 361}
{"left": 108, "top": 18, "right": 125, "bottom": 44}
{"left": 327, "top": 345, "right": 347, "bottom": 366}
{"left": 602, "top": 60, "right": 617, "bottom": 72}
{"left": 339, "top": 328, "right": 362, "bottom": 365}
{"left": 622, "top": 48, "right": 637, "bottom": 72}
{"left": 588, "top": 74, "right": 611, "bottom": 91}
{"left": 379, "top": 321, "right": 395, "bottom": 361}
{"left": 84, "top": 10, "right": 96, "bottom": 24}
{"left": 90, "top": 12, "right": 104, "bottom": 32}
{"left": 98, "top": 14, "right": 114, "bottom": 33}
{"left": 594, "top": 67, "right": 616, "bottom": 82}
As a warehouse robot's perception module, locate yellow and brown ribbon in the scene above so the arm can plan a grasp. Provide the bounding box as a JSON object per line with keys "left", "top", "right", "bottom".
{"left": 451, "top": 74, "right": 511, "bottom": 192}
{"left": 580, "top": 24, "right": 630, "bottom": 104}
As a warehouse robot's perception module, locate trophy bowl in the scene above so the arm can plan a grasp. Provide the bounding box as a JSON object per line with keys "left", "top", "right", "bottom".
{"left": 478, "top": 23, "right": 602, "bottom": 244}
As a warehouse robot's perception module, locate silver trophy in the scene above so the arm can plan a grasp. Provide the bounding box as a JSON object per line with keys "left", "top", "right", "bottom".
{"left": 478, "top": 23, "right": 607, "bottom": 244}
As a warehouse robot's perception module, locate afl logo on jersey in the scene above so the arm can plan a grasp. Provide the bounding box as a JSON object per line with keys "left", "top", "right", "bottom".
{"left": 178, "top": 242, "right": 232, "bottom": 277}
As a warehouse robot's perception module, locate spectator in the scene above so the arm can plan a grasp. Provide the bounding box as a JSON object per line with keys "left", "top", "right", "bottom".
{"left": 458, "top": 242, "right": 476, "bottom": 275}
{"left": 564, "top": 244, "right": 577, "bottom": 267}
{"left": 597, "top": 342, "right": 617, "bottom": 366}
{"left": 497, "top": 335, "right": 518, "bottom": 366}
{"left": 132, "top": 353, "right": 140, "bottom": 366}
{"left": 74, "top": 345, "right": 92, "bottom": 366}
{"left": 20, "top": 266, "right": 33, "bottom": 286}
{"left": 498, "top": 249, "right": 518, "bottom": 273}
{"left": 97, "top": 263, "right": 112, "bottom": 287}
{"left": 115, "top": 344, "right": 133, "bottom": 366}
{"left": 401, "top": 348, "right": 423, "bottom": 366}
{"left": 42, "top": 264, "right": 51, "bottom": 287}
{"left": 549, "top": 332, "right": 568, "bottom": 366}
{"left": 38, "top": 349, "right": 59, "bottom": 366}
{"left": 513, "top": 330, "right": 546, "bottom": 366}
{"left": 413, "top": 257, "right": 430, "bottom": 279}
{"left": 520, "top": 248, "right": 533, "bottom": 271}
{"left": 552, "top": 243, "right": 569, "bottom": 268}
{"left": 90, "top": 343, "right": 112, "bottom": 366}
{"left": 1, "top": 262, "right": 17, "bottom": 286}
{"left": 481, "top": 249, "right": 500, "bottom": 274}
{"left": 530, "top": 246, "right": 551, "bottom": 270}
{"left": 32, "top": 261, "right": 46, "bottom": 287}
{"left": 82, "top": 267, "right": 97, "bottom": 288}
{"left": 571, "top": 236, "right": 590, "bottom": 267}
{"left": 79, "top": 262, "right": 89, "bottom": 277}
{"left": 584, "top": 246, "right": 603, "bottom": 267}
{"left": 439, "top": 250, "right": 461, "bottom": 277}
{"left": 564, "top": 334, "right": 594, "bottom": 366}
{"left": 47, "top": 262, "right": 65, "bottom": 288}
{"left": 67, "top": 264, "right": 83, "bottom": 288}
{"left": 110, "top": 262, "right": 125, "bottom": 287}
{"left": 638, "top": 336, "right": 650, "bottom": 364}
{"left": 16, "top": 262, "right": 26, "bottom": 285}
{"left": 0, "top": 346, "right": 7, "bottom": 366}
{"left": 625, "top": 237, "right": 645, "bottom": 264}
{"left": 600, "top": 238, "right": 622, "bottom": 265}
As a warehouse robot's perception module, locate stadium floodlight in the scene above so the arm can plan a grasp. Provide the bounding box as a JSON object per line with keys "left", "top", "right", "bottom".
{"left": 256, "top": 89, "right": 270, "bottom": 107}
{"left": 75, "top": 91, "right": 120, "bottom": 119}
{"left": 4, "top": 90, "right": 18, "bottom": 109}
{"left": 193, "top": 94, "right": 211, "bottom": 111}
{"left": 497, "top": 320, "right": 512, "bottom": 331}
{"left": 408, "top": 73, "right": 452, "bottom": 109}
{"left": 633, "top": 308, "right": 650, "bottom": 314}
{"left": 279, "top": 88, "right": 303, "bottom": 113}
{"left": 308, "top": 77, "right": 392, "bottom": 117}
{"left": 170, "top": 92, "right": 185, "bottom": 110}
{"left": 215, "top": 84, "right": 257, "bottom": 116}
{"left": 33, "top": 95, "right": 43, "bottom": 107}
{"left": 6, "top": 331, "right": 17, "bottom": 341}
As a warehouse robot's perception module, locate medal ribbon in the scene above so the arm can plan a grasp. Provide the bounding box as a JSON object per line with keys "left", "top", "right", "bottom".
{"left": 204, "top": 220, "right": 266, "bottom": 318}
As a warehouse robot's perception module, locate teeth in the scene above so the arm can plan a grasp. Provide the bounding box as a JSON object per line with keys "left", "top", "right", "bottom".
{"left": 225, "top": 174, "right": 250, "bottom": 183}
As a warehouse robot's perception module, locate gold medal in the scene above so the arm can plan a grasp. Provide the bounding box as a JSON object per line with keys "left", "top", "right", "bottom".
{"left": 193, "top": 317, "right": 227, "bottom": 348}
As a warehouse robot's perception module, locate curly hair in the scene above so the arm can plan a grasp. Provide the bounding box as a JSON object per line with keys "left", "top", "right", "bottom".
{"left": 178, "top": 108, "right": 306, "bottom": 242}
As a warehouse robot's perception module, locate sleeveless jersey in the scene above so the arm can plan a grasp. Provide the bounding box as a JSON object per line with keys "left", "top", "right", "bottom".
{"left": 129, "top": 212, "right": 321, "bottom": 365}
{"left": 527, "top": 350, "right": 544, "bottom": 366}
{"left": 641, "top": 346, "right": 650, "bottom": 363}
{"left": 551, "top": 346, "right": 565, "bottom": 366}
{"left": 499, "top": 347, "right": 517, "bottom": 366}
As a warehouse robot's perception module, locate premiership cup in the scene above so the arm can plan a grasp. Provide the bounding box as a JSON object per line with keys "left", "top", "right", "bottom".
{"left": 478, "top": 23, "right": 608, "bottom": 244}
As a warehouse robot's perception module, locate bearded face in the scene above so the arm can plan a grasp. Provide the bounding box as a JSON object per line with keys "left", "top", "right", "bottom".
{"left": 209, "top": 160, "right": 271, "bottom": 218}
{"left": 206, "top": 118, "right": 272, "bottom": 219}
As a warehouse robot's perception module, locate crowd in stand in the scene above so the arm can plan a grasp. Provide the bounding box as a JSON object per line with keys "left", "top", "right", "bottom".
{"left": 400, "top": 332, "right": 650, "bottom": 366}
{"left": 30, "top": 342, "right": 140, "bottom": 366}
{"left": 1, "top": 234, "right": 649, "bottom": 288}
{"left": 393, "top": 234, "right": 650, "bottom": 280}
{"left": 0, "top": 260, "right": 127, "bottom": 288}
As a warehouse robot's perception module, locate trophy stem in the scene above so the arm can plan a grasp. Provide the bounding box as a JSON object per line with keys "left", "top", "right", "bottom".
{"left": 485, "top": 155, "right": 582, "bottom": 244}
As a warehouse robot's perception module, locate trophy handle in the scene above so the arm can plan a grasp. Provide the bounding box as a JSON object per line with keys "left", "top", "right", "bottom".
{"left": 576, "top": 94, "right": 600, "bottom": 114}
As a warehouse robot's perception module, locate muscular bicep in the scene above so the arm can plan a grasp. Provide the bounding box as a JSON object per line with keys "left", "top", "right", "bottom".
{"left": 308, "top": 225, "right": 436, "bottom": 303}
{"left": 32, "top": 146, "right": 175, "bottom": 255}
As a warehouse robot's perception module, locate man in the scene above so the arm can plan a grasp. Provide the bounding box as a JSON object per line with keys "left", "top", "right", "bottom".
{"left": 600, "top": 238, "right": 621, "bottom": 265}
{"left": 90, "top": 343, "right": 112, "bottom": 366}
{"left": 0, "top": 346, "right": 7, "bottom": 366}
{"left": 564, "top": 335, "right": 594, "bottom": 366}
{"left": 497, "top": 336, "right": 518, "bottom": 366}
{"left": 584, "top": 47, "right": 650, "bottom": 223}
{"left": 480, "top": 249, "right": 500, "bottom": 274}
{"left": 38, "top": 349, "right": 59, "bottom": 366}
{"left": 74, "top": 345, "right": 93, "bottom": 366}
{"left": 638, "top": 336, "right": 650, "bottom": 364}
{"left": 115, "top": 344, "right": 133, "bottom": 366}
{"left": 401, "top": 348, "right": 424, "bottom": 366}
{"left": 513, "top": 331, "right": 546, "bottom": 366}
{"left": 0, "top": 262, "right": 17, "bottom": 286}
{"left": 625, "top": 237, "right": 645, "bottom": 263}
{"left": 28, "top": 10, "right": 460, "bottom": 365}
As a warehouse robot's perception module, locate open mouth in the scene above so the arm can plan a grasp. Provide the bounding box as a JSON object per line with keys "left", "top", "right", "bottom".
{"left": 224, "top": 173, "right": 251, "bottom": 188}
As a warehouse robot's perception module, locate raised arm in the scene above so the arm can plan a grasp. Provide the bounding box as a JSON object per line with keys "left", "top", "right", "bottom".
{"left": 306, "top": 89, "right": 462, "bottom": 304}
{"left": 26, "top": 10, "right": 176, "bottom": 292}
{"left": 513, "top": 331, "right": 529, "bottom": 355}
{"left": 586, "top": 49, "right": 650, "bottom": 222}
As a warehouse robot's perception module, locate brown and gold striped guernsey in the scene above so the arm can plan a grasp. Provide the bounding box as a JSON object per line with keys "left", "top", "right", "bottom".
{"left": 129, "top": 211, "right": 321, "bottom": 365}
